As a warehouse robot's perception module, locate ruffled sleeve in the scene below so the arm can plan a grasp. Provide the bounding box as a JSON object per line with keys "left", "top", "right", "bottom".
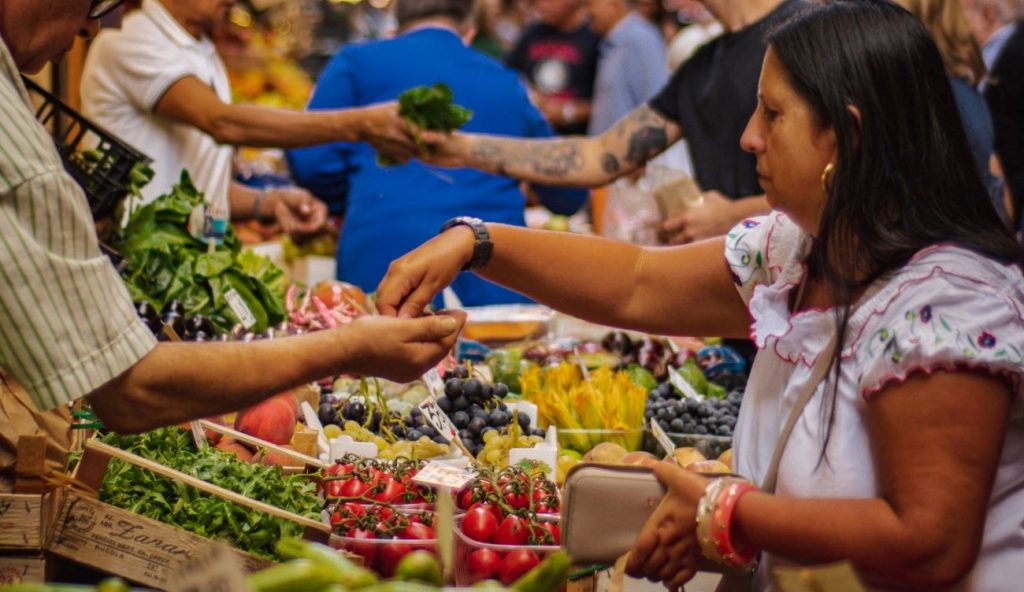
{"left": 854, "top": 249, "right": 1024, "bottom": 400}
{"left": 724, "top": 212, "right": 808, "bottom": 306}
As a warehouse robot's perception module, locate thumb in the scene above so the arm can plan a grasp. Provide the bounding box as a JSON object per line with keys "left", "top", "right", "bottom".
{"left": 408, "top": 311, "right": 467, "bottom": 342}
{"left": 651, "top": 459, "right": 687, "bottom": 490}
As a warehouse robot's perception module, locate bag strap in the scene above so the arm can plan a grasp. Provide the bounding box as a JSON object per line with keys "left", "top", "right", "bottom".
{"left": 759, "top": 278, "right": 887, "bottom": 494}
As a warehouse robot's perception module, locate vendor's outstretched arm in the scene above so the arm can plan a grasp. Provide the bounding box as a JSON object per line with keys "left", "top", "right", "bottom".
{"left": 154, "top": 76, "right": 416, "bottom": 158}
{"left": 377, "top": 224, "right": 750, "bottom": 339}
{"left": 422, "top": 105, "right": 684, "bottom": 188}
{"left": 87, "top": 314, "right": 464, "bottom": 433}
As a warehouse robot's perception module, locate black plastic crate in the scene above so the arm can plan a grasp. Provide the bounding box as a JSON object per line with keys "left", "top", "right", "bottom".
{"left": 23, "top": 77, "right": 151, "bottom": 220}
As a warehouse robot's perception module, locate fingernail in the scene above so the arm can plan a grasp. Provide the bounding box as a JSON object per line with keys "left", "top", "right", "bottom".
{"left": 439, "top": 316, "right": 458, "bottom": 333}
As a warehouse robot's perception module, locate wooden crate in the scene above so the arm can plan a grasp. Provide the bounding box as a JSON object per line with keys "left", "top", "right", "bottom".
{"left": 47, "top": 439, "right": 334, "bottom": 589}
{"left": 0, "top": 493, "right": 54, "bottom": 550}
{"left": 0, "top": 553, "right": 48, "bottom": 584}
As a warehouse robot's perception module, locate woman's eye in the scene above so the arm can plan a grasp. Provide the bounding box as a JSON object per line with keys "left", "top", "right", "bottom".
{"left": 763, "top": 104, "right": 778, "bottom": 120}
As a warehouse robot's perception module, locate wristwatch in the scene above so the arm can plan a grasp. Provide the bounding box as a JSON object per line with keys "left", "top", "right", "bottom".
{"left": 440, "top": 216, "right": 493, "bottom": 271}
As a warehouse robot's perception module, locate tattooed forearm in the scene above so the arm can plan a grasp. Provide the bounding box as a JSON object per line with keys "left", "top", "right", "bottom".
{"left": 608, "top": 104, "right": 675, "bottom": 166}
{"left": 625, "top": 127, "right": 668, "bottom": 165}
{"left": 469, "top": 137, "right": 584, "bottom": 180}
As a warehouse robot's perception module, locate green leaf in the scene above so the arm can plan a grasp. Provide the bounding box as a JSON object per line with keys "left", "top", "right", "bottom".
{"left": 195, "top": 251, "right": 234, "bottom": 278}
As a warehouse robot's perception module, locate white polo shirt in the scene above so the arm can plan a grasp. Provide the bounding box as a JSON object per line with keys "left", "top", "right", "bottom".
{"left": 81, "top": 0, "right": 233, "bottom": 214}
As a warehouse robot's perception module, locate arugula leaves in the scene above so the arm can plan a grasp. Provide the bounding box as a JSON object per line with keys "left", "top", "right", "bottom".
{"left": 99, "top": 429, "right": 321, "bottom": 560}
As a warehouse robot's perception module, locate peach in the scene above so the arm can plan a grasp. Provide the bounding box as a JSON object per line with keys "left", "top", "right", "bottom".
{"left": 686, "top": 460, "right": 731, "bottom": 475}
{"left": 215, "top": 438, "right": 254, "bottom": 462}
{"left": 235, "top": 392, "right": 298, "bottom": 445}
{"left": 672, "top": 447, "right": 706, "bottom": 468}
{"left": 718, "top": 449, "right": 734, "bottom": 470}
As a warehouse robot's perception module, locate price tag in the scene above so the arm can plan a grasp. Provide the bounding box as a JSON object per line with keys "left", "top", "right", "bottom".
{"left": 412, "top": 461, "right": 477, "bottom": 490}
{"left": 649, "top": 418, "right": 676, "bottom": 456}
{"left": 169, "top": 542, "right": 248, "bottom": 592}
{"left": 668, "top": 366, "right": 704, "bottom": 402}
{"left": 418, "top": 396, "right": 458, "bottom": 442}
{"left": 572, "top": 346, "right": 591, "bottom": 382}
{"left": 225, "top": 288, "right": 257, "bottom": 329}
{"left": 187, "top": 204, "right": 228, "bottom": 246}
{"left": 422, "top": 368, "right": 445, "bottom": 399}
{"left": 189, "top": 421, "right": 208, "bottom": 450}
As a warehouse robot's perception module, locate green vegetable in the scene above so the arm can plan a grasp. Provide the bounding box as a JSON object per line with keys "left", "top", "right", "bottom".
{"left": 275, "top": 538, "right": 378, "bottom": 588}
{"left": 98, "top": 429, "right": 320, "bottom": 560}
{"left": 394, "top": 550, "right": 442, "bottom": 586}
{"left": 675, "top": 357, "right": 710, "bottom": 397}
{"left": 114, "top": 171, "right": 287, "bottom": 333}
{"left": 246, "top": 559, "right": 337, "bottom": 592}
{"left": 379, "top": 83, "right": 473, "bottom": 166}
{"left": 625, "top": 364, "right": 657, "bottom": 391}
{"left": 511, "top": 551, "right": 571, "bottom": 592}
{"left": 486, "top": 348, "right": 527, "bottom": 394}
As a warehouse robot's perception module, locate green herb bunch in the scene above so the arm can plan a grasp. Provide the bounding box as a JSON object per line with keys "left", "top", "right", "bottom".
{"left": 378, "top": 83, "right": 473, "bottom": 166}
{"left": 114, "top": 171, "right": 288, "bottom": 334}
{"left": 99, "top": 429, "right": 321, "bottom": 560}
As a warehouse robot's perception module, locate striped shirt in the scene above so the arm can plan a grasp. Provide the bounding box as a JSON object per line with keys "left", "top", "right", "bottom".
{"left": 0, "top": 36, "right": 156, "bottom": 411}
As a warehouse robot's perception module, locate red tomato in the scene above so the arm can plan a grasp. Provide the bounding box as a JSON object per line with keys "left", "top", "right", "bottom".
{"left": 377, "top": 541, "right": 413, "bottom": 578}
{"left": 498, "top": 549, "right": 540, "bottom": 585}
{"left": 340, "top": 476, "right": 373, "bottom": 499}
{"left": 530, "top": 521, "right": 560, "bottom": 546}
{"left": 346, "top": 528, "right": 379, "bottom": 569}
{"left": 467, "top": 548, "right": 500, "bottom": 583}
{"left": 462, "top": 507, "right": 499, "bottom": 543}
{"left": 399, "top": 522, "right": 435, "bottom": 540}
{"left": 458, "top": 487, "right": 475, "bottom": 510}
{"left": 502, "top": 485, "right": 528, "bottom": 511}
{"left": 376, "top": 478, "right": 408, "bottom": 504}
{"left": 468, "top": 502, "right": 503, "bottom": 524}
{"left": 494, "top": 515, "right": 529, "bottom": 546}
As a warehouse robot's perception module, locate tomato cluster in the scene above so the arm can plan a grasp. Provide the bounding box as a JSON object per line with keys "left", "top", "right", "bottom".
{"left": 330, "top": 503, "right": 437, "bottom": 578}
{"left": 455, "top": 467, "right": 562, "bottom": 586}
{"left": 321, "top": 456, "right": 435, "bottom": 506}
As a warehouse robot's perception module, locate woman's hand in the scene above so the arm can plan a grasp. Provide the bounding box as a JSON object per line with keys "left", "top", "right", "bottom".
{"left": 625, "top": 461, "right": 709, "bottom": 591}
{"left": 376, "top": 227, "right": 476, "bottom": 318}
{"left": 268, "top": 187, "right": 328, "bottom": 241}
{"left": 338, "top": 311, "right": 467, "bottom": 382}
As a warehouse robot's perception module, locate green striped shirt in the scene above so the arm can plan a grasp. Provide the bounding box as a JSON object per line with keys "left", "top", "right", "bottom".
{"left": 0, "top": 37, "right": 156, "bottom": 411}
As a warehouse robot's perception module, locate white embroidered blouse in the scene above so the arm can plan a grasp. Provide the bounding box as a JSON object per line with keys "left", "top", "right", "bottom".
{"left": 725, "top": 212, "right": 1024, "bottom": 591}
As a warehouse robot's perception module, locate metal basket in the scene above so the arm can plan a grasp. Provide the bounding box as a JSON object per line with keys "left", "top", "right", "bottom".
{"left": 23, "top": 77, "right": 151, "bottom": 220}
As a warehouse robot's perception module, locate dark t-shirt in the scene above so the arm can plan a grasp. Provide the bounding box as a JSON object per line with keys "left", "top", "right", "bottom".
{"left": 649, "top": 0, "right": 805, "bottom": 199}
{"left": 506, "top": 21, "right": 601, "bottom": 135}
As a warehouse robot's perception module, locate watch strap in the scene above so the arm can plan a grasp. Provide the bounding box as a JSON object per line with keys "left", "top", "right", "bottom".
{"left": 440, "top": 216, "right": 493, "bottom": 271}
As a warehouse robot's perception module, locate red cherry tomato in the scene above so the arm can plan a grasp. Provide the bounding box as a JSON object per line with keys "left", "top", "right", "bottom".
{"left": 340, "top": 476, "right": 373, "bottom": 499}
{"left": 346, "top": 528, "right": 379, "bottom": 569}
{"left": 468, "top": 502, "right": 503, "bottom": 524}
{"left": 502, "top": 485, "right": 528, "bottom": 511}
{"left": 530, "top": 521, "right": 560, "bottom": 546}
{"left": 498, "top": 549, "right": 540, "bottom": 585}
{"left": 376, "top": 478, "right": 408, "bottom": 504}
{"left": 377, "top": 541, "right": 413, "bottom": 578}
{"left": 462, "top": 507, "right": 499, "bottom": 543}
{"left": 467, "top": 548, "right": 500, "bottom": 583}
{"left": 399, "top": 521, "right": 435, "bottom": 540}
{"left": 494, "top": 515, "right": 529, "bottom": 546}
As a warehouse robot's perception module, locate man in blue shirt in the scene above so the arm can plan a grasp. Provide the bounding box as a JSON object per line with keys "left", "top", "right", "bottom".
{"left": 287, "top": 0, "right": 586, "bottom": 307}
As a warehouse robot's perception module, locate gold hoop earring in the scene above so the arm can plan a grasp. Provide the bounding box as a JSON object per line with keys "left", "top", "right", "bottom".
{"left": 820, "top": 162, "right": 836, "bottom": 193}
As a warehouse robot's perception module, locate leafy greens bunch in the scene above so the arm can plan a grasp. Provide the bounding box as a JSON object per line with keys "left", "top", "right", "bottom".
{"left": 379, "top": 83, "right": 473, "bottom": 166}
{"left": 99, "top": 428, "right": 321, "bottom": 560}
{"left": 115, "top": 172, "right": 288, "bottom": 334}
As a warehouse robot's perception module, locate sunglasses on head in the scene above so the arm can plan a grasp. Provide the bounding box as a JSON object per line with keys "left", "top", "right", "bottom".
{"left": 89, "top": 0, "right": 125, "bottom": 19}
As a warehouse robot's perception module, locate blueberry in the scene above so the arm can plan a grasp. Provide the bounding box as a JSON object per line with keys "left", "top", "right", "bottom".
{"left": 657, "top": 408, "right": 669, "bottom": 420}
{"left": 695, "top": 425, "right": 709, "bottom": 435}
{"left": 670, "top": 418, "right": 685, "bottom": 432}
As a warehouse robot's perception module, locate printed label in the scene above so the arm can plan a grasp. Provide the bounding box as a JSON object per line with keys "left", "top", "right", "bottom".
{"left": 224, "top": 289, "right": 257, "bottom": 329}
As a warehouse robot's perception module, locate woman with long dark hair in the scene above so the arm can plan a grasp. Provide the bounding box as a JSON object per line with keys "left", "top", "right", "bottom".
{"left": 377, "top": 1, "right": 1024, "bottom": 589}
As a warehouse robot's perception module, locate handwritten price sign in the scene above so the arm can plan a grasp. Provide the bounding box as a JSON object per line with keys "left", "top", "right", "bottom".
{"left": 418, "top": 396, "right": 459, "bottom": 442}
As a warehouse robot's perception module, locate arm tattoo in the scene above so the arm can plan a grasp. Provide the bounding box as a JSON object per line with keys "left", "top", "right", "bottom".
{"left": 602, "top": 153, "right": 621, "bottom": 174}
{"left": 610, "top": 105, "right": 673, "bottom": 166}
{"left": 625, "top": 127, "right": 669, "bottom": 165}
{"left": 470, "top": 138, "right": 583, "bottom": 179}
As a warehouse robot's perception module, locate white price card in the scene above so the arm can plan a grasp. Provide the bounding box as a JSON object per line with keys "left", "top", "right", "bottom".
{"left": 412, "top": 461, "right": 477, "bottom": 490}
{"left": 225, "top": 288, "right": 257, "bottom": 329}
{"left": 189, "top": 421, "right": 208, "bottom": 450}
{"left": 169, "top": 542, "right": 248, "bottom": 592}
{"left": 418, "top": 396, "right": 459, "bottom": 442}
{"left": 422, "top": 367, "right": 445, "bottom": 398}
{"left": 650, "top": 418, "right": 676, "bottom": 456}
{"left": 668, "top": 366, "right": 705, "bottom": 402}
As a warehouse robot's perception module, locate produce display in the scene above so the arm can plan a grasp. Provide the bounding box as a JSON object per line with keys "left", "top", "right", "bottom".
{"left": 117, "top": 172, "right": 288, "bottom": 334}
{"left": 98, "top": 428, "right": 320, "bottom": 560}
{"left": 520, "top": 362, "right": 647, "bottom": 454}
{"left": 645, "top": 382, "right": 744, "bottom": 438}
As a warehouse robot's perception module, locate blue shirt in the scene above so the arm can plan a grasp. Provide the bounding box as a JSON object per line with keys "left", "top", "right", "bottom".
{"left": 589, "top": 13, "right": 669, "bottom": 134}
{"left": 287, "top": 28, "right": 586, "bottom": 307}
